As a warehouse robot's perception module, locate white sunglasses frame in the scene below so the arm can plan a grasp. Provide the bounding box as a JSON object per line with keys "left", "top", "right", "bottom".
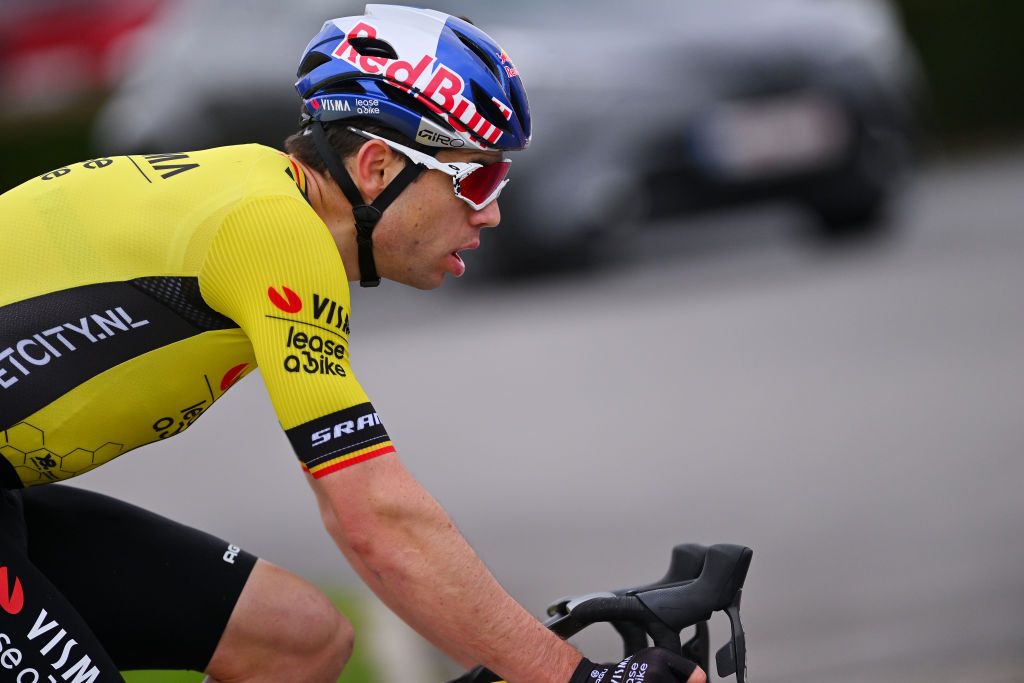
{"left": 348, "top": 127, "right": 510, "bottom": 211}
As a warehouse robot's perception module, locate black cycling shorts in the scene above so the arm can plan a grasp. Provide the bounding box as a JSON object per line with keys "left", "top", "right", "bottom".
{"left": 0, "top": 484, "right": 257, "bottom": 681}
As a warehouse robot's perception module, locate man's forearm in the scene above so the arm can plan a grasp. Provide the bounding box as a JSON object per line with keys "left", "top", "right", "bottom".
{"left": 314, "top": 463, "right": 581, "bottom": 682}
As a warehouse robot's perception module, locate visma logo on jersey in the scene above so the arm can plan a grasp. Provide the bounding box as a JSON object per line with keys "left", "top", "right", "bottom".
{"left": 266, "top": 286, "right": 351, "bottom": 378}
{"left": 0, "top": 566, "right": 106, "bottom": 682}
{"left": 266, "top": 286, "right": 350, "bottom": 333}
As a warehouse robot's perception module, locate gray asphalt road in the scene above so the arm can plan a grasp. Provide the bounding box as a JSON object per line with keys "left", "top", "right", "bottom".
{"left": 81, "top": 148, "right": 1024, "bottom": 682}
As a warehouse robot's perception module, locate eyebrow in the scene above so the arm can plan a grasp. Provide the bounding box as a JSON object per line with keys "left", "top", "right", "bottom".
{"left": 469, "top": 154, "right": 506, "bottom": 165}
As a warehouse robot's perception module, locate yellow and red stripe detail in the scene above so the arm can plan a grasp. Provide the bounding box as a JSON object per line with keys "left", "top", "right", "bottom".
{"left": 303, "top": 441, "right": 396, "bottom": 478}
{"left": 283, "top": 156, "right": 308, "bottom": 196}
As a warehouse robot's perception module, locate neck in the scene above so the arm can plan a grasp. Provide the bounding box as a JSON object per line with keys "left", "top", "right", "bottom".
{"left": 292, "top": 156, "right": 362, "bottom": 283}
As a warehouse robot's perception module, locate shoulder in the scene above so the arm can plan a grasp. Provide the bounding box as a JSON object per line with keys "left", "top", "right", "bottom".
{"left": 171, "top": 144, "right": 309, "bottom": 203}
{"left": 207, "top": 144, "right": 325, "bottom": 245}
{"left": 234, "top": 144, "right": 313, "bottom": 202}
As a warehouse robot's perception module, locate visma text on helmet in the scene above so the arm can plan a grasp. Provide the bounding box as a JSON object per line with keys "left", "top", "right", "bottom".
{"left": 333, "top": 21, "right": 511, "bottom": 144}
{"left": 318, "top": 98, "right": 381, "bottom": 115}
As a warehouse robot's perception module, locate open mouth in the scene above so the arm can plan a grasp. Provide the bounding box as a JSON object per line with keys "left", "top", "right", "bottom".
{"left": 447, "top": 241, "right": 479, "bottom": 277}
{"left": 447, "top": 250, "right": 467, "bottom": 277}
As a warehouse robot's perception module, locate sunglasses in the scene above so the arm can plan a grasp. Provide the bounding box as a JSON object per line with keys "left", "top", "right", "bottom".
{"left": 349, "top": 127, "right": 511, "bottom": 211}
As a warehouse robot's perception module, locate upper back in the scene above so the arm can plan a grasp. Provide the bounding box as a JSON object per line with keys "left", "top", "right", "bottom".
{"left": 0, "top": 144, "right": 366, "bottom": 488}
{"left": 2, "top": 144, "right": 302, "bottom": 305}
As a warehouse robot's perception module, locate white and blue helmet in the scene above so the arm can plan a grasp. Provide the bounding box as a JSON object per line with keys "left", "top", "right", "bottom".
{"left": 295, "top": 5, "right": 531, "bottom": 151}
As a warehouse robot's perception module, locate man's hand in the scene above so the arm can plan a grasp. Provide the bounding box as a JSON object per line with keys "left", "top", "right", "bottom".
{"left": 570, "top": 648, "right": 706, "bottom": 683}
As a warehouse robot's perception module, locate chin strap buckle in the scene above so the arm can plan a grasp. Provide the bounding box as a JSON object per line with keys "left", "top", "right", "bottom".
{"left": 352, "top": 205, "right": 383, "bottom": 287}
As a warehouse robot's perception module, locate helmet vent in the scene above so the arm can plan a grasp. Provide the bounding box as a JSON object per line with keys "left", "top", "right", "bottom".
{"left": 320, "top": 79, "right": 367, "bottom": 96}
{"left": 301, "top": 74, "right": 368, "bottom": 99}
{"left": 470, "top": 80, "right": 513, "bottom": 134}
{"left": 453, "top": 30, "right": 501, "bottom": 81}
{"left": 347, "top": 36, "right": 399, "bottom": 60}
{"left": 508, "top": 81, "right": 528, "bottom": 130}
{"left": 297, "top": 52, "right": 332, "bottom": 79}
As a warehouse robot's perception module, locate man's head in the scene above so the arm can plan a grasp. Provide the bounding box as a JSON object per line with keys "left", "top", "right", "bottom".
{"left": 290, "top": 4, "right": 531, "bottom": 288}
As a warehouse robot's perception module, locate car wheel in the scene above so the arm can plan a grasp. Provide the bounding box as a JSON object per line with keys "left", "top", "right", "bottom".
{"left": 807, "top": 187, "right": 890, "bottom": 242}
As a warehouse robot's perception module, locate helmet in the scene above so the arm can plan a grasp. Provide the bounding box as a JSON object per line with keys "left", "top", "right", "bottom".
{"left": 295, "top": 4, "right": 531, "bottom": 151}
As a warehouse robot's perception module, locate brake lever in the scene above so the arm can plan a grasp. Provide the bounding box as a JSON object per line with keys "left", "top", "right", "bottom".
{"left": 714, "top": 590, "right": 748, "bottom": 683}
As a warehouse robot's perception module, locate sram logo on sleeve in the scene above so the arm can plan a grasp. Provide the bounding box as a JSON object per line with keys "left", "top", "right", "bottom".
{"left": 286, "top": 402, "right": 394, "bottom": 478}
{"left": 311, "top": 410, "right": 382, "bottom": 446}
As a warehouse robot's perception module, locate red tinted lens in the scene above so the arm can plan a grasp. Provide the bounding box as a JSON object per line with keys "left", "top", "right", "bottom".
{"left": 457, "top": 160, "right": 511, "bottom": 205}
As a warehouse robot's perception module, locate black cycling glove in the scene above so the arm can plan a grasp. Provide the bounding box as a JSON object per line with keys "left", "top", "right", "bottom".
{"left": 570, "top": 647, "right": 699, "bottom": 683}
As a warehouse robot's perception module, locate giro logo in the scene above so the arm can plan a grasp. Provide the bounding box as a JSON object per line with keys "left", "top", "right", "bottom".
{"left": 417, "top": 129, "right": 466, "bottom": 148}
{"left": 0, "top": 566, "right": 24, "bottom": 615}
{"left": 268, "top": 286, "right": 302, "bottom": 313}
{"left": 220, "top": 363, "right": 249, "bottom": 391}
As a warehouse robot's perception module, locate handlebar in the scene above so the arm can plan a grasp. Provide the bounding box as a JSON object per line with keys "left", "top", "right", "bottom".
{"left": 447, "top": 542, "right": 752, "bottom": 683}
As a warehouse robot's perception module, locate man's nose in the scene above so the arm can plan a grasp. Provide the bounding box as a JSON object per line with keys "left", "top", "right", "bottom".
{"left": 472, "top": 199, "right": 501, "bottom": 228}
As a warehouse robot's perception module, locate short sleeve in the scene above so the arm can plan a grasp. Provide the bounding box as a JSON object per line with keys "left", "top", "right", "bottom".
{"left": 199, "top": 194, "right": 394, "bottom": 477}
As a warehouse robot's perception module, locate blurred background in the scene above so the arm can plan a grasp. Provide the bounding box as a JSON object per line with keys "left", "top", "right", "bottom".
{"left": 3, "top": 1, "right": 1023, "bottom": 681}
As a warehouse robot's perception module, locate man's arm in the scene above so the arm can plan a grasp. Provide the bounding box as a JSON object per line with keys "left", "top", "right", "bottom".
{"left": 307, "top": 452, "right": 582, "bottom": 683}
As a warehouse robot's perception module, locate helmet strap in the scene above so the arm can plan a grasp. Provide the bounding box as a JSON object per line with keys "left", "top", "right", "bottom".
{"left": 310, "top": 122, "right": 423, "bottom": 287}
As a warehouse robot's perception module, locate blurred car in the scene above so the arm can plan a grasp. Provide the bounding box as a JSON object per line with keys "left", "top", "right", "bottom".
{"left": 93, "top": 0, "right": 922, "bottom": 276}
{"left": 0, "top": 0, "right": 167, "bottom": 119}
{"left": 470, "top": 0, "right": 923, "bottom": 274}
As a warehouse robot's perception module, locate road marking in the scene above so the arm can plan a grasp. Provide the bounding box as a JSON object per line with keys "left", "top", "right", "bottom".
{"left": 366, "top": 596, "right": 437, "bottom": 682}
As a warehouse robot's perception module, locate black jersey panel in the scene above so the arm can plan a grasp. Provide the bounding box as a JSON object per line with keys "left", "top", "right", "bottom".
{"left": 0, "top": 282, "right": 205, "bottom": 430}
{"left": 130, "top": 276, "right": 238, "bottom": 331}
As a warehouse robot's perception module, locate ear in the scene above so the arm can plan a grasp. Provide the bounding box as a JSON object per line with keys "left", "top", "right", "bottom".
{"left": 349, "top": 139, "right": 406, "bottom": 203}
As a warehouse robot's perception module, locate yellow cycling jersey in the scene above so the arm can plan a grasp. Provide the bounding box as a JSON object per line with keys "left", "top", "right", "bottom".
{"left": 0, "top": 145, "right": 394, "bottom": 487}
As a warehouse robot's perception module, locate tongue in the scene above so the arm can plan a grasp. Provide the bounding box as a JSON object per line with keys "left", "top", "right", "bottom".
{"left": 449, "top": 251, "right": 466, "bottom": 277}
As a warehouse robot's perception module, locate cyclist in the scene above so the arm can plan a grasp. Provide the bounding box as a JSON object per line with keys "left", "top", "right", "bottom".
{"left": 0, "top": 5, "right": 705, "bottom": 682}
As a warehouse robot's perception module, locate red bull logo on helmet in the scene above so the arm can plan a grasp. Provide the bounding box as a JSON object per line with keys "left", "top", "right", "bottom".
{"left": 497, "top": 48, "right": 519, "bottom": 78}
{"left": 332, "top": 21, "right": 510, "bottom": 146}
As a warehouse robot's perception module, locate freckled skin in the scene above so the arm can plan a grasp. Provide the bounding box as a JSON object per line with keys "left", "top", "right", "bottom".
{"left": 372, "top": 149, "right": 502, "bottom": 290}
{"left": 297, "top": 143, "right": 503, "bottom": 290}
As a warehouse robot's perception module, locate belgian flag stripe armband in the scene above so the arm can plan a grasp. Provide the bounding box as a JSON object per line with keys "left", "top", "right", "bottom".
{"left": 285, "top": 402, "right": 394, "bottom": 478}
